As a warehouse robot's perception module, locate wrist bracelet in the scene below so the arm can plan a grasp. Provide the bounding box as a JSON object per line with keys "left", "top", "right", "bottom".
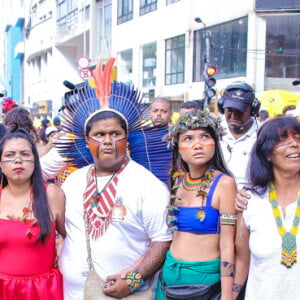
{"left": 125, "top": 270, "right": 144, "bottom": 292}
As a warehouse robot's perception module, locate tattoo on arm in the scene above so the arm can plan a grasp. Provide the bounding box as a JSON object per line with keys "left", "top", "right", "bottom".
{"left": 221, "top": 261, "right": 235, "bottom": 277}
{"left": 232, "top": 283, "right": 243, "bottom": 293}
{"left": 136, "top": 241, "right": 170, "bottom": 279}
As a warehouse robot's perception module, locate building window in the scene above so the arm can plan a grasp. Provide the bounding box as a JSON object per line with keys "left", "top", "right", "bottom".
{"left": 117, "top": 0, "right": 133, "bottom": 24}
{"left": 265, "top": 14, "right": 300, "bottom": 79}
{"left": 193, "top": 17, "right": 248, "bottom": 81}
{"left": 56, "top": 0, "right": 78, "bottom": 31}
{"left": 142, "top": 42, "right": 157, "bottom": 87}
{"left": 140, "top": 0, "right": 157, "bottom": 16}
{"left": 96, "top": 0, "right": 111, "bottom": 53}
{"left": 118, "top": 49, "right": 133, "bottom": 84}
{"left": 166, "top": 0, "right": 180, "bottom": 4}
{"left": 165, "top": 34, "right": 185, "bottom": 85}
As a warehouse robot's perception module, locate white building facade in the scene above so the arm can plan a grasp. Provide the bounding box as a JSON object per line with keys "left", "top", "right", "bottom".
{"left": 1, "top": 0, "right": 299, "bottom": 117}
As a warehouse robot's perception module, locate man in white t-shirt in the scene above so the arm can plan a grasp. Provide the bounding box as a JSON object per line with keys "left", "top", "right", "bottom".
{"left": 58, "top": 59, "right": 173, "bottom": 300}
{"left": 218, "top": 81, "right": 261, "bottom": 190}
{"left": 60, "top": 109, "right": 171, "bottom": 300}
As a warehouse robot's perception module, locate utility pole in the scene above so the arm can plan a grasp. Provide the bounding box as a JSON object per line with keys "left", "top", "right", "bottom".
{"left": 194, "top": 17, "right": 216, "bottom": 110}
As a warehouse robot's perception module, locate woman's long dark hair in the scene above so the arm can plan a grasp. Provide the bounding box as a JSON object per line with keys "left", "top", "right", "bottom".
{"left": 248, "top": 116, "right": 300, "bottom": 194}
{"left": 170, "top": 125, "right": 232, "bottom": 187}
{"left": 0, "top": 128, "right": 51, "bottom": 242}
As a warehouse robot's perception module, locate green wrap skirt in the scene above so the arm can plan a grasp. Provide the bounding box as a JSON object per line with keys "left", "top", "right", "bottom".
{"left": 155, "top": 250, "right": 220, "bottom": 300}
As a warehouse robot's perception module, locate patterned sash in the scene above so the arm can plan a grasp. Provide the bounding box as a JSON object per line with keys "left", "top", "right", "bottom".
{"left": 84, "top": 157, "right": 129, "bottom": 239}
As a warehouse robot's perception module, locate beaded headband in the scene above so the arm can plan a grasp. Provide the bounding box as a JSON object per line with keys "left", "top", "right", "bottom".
{"left": 84, "top": 108, "right": 129, "bottom": 135}
{"left": 164, "top": 110, "right": 224, "bottom": 147}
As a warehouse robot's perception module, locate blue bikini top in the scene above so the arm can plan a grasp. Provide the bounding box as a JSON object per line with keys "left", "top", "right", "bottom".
{"left": 172, "top": 173, "right": 224, "bottom": 234}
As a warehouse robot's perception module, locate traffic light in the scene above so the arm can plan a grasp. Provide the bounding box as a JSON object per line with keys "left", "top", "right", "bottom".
{"left": 204, "top": 66, "right": 217, "bottom": 103}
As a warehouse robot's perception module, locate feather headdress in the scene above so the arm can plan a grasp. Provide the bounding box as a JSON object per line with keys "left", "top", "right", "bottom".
{"left": 57, "top": 58, "right": 172, "bottom": 186}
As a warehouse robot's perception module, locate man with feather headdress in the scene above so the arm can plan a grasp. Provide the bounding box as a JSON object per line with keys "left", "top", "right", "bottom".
{"left": 59, "top": 58, "right": 172, "bottom": 299}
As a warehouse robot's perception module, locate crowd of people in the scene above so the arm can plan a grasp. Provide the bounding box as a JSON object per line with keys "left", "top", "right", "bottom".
{"left": 0, "top": 60, "right": 299, "bottom": 300}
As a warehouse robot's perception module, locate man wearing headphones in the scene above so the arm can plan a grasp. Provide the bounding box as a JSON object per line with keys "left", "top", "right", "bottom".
{"left": 218, "top": 81, "right": 261, "bottom": 190}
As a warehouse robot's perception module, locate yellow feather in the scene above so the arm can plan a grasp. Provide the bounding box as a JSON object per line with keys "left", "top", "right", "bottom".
{"left": 88, "top": 77, "right": 96, "bottom": 89}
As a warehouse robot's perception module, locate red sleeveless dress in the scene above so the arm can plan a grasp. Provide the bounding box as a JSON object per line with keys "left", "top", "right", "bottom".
{"left": 0, "top": 219, "right": 63, "bottom": 299}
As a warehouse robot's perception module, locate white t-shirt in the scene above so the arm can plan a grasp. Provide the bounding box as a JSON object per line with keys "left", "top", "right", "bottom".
{"left": 243, "top": 190, "right": 300, "bottom": 299}
{"left": 60, "top": 160, "right": 171, "bottom": 300}
{"left": 220, "top": 120, "right": 259, "bottom": 189}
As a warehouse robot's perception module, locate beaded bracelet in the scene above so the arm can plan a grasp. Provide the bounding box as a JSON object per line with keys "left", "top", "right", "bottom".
{"left": 220, "top": 213, "right": 237, "bottom": 226}
{"left": 124, "top": 270, "right": 144, "bottom": 292}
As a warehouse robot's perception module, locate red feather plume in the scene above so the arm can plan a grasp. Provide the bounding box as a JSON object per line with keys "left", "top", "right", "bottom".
{"left": 92, "top": 57, "right": 116, "bottom": 108}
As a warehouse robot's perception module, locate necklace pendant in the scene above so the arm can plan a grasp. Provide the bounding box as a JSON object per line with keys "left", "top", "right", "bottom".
{"left": 281, "top": 232, "right": 297, "bottom": 268}
{"left": 197, "top": 208, "right": 206, "bottom": 222}
{"left": 197, "top": 190, "right": 207, "bottom": 198}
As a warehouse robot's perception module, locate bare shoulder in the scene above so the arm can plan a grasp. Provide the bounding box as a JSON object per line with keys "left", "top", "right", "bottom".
{"left": 214, "top": 173, "right": 237, "bottom": 213}
{"left": 46, "top": 182, "right": 64, "bottom": 196}
{"left": 46, "top": 183, "right": 65, "bottom": 208}
{"left": 46, "top": 183, "right": 66, "bottom": 236}
{"left": 218, "top": 173, "right": 237, "bottom": 190}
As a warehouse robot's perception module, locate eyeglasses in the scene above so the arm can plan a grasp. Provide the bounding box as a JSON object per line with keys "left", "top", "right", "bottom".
{"left": 1, "top": 157, "right": 34, "bottom": 164}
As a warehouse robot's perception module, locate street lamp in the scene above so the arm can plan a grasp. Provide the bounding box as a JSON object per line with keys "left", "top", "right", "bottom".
{"left": 194, "top": 17, "right": 205, "bottom": 26}
{"left": 194, "top": 17, "right": 210, "bottom": 65}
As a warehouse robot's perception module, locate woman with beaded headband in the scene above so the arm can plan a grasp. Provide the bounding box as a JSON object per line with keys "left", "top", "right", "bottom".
{"left": 59, "top": 58, "right": 172, "bottom": 299}
{"left": 233, "top": 117, "right": 300, "bottom": 300}
{"left": 155, "top": 110, "right": 237, "bottom": 300}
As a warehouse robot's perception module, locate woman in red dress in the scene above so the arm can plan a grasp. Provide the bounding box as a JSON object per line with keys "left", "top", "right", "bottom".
{"left": 0, "top": 127, "right": 66, "bottom": 299}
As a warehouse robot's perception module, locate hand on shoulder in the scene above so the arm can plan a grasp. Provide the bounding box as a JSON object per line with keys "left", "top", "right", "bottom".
{"left": 235, "top": 188, "right": 251, "bottom": 212}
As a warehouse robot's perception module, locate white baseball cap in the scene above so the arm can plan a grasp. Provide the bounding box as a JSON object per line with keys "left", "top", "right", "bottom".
{"left": 45, "top": 126, "right": 58, "bottom": 136}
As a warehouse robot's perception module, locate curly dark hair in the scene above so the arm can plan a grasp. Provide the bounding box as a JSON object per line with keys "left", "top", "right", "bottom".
{"left": 4, "top": 107, "right": 40, "bottom": 144}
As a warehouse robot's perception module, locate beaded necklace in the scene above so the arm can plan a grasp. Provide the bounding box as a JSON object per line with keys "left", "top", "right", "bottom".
{"left": 269, "top": 182, "right": 300, "bottom": 268}
{"left": 180, "top": 168, "right": 215, "bottom": 222}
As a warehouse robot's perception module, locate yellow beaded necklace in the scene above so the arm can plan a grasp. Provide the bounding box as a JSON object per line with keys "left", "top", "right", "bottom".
{"left": 269, "top": 182, "right": 300, "bottom": 268}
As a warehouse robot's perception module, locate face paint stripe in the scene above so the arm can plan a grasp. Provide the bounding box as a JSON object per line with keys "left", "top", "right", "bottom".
{"left": 179, "top": 142, "right": 215, "bottom": 150}
{"left": 87, "top": 137, "right": 127, "bottom": 160}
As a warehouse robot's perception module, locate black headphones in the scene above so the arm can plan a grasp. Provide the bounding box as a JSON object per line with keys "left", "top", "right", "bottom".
{"left": 218, "top": 81, "right": 261, "bottom": 117}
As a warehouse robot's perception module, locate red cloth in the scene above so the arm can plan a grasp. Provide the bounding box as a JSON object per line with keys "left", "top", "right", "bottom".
{"left": 0, "top": 220, "right": 63, "bottom": 299}
{"left": 2, "top": 98, "right": 17, "bottom": 113}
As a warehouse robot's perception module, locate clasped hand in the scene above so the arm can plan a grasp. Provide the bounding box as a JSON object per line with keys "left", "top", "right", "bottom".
{"left": 103, "top": 274, "right": 130, "bottom": 298}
